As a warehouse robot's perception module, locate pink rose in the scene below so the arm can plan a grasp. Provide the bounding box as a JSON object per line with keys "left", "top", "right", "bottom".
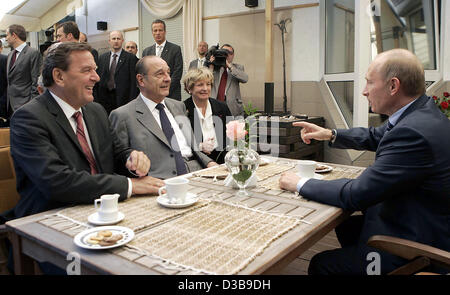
{"left": 226, "top": 120, "right": 247, "bottom": 141}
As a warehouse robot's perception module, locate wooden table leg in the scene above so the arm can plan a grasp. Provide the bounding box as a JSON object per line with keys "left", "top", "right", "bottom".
{"left": 8, "top": 231, "right": 35, "bottom": 275}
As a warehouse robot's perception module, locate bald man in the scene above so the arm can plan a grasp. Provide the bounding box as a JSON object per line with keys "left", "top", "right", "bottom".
{"left": 188, "top": 41, "right": 208, "bottom": 70}
{"left": 125, "top": 41, "right": 138, "bottom": 56}
{"left": 280, "top": 49, "right": 450, "bottom": 275}
{"left": 95, "top": 30, "right": 139, "bottom": 114}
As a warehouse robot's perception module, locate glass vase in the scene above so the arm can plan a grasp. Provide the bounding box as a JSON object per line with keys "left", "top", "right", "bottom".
{"left": 224, "top": 147, "right": 260, "bottom": 197}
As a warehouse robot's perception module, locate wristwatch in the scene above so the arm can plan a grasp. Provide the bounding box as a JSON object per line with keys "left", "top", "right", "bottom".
{"left": 330, "top": 129, "right": 337, "bottom": 142}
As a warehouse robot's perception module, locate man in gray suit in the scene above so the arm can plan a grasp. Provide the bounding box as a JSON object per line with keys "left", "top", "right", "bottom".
{"left": 142, "top": 19, "right": 183, "bottom": 101}
{"left": 110, "top": 56, "right": 217, "bottom": 180}
{"left": 209, "top": 44, "right": 248, "bottom": 117}
{"left": 188, "top": 41, "right": 208, "bottom": 70}
{"left": 5, "top": 24, "right": 42, "bottom": 114}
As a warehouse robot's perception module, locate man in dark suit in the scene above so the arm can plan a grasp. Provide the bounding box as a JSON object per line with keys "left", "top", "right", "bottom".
{"left": 188, "top": 41, "right": 208, "bottom": 70}
{"left": 110, "top": 56, "right": 217, "bottom": 180}
{"left": 280, "top": 49, "right": 450, "bottom": 275}
{"left": 142, "top": 19, "right": 183, "bottom": 101}
{"left": 79, "top": 32, "right": 99, "bottom": 65}
{"left": 5, "top": 24, "right": 42, "bottom": 114}
{"left": 8, "top": 42, "right": 163, "bottom": 220}
{"left": 96, "top": 30, "right": 139, "bottom": 114}
{"left": 0, "top": 40, "right": 7, "bottom": 124}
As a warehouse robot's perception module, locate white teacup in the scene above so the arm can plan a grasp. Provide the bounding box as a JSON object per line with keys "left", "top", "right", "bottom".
{"left": 297, "top": 160, "right": 317, "bottom": 178}
{"left": 94, "top": 194, "right": 119, "bottom": 221}
{"left": 158, "top": 177, "right": 189, "bottom": 204}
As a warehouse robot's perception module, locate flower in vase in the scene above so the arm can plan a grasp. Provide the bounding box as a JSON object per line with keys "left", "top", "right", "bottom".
{"left": 226, "top": 120, "right": 248, "bottom": 142}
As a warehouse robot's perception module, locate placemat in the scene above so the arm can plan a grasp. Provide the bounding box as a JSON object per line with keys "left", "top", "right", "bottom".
{"left": 126, "top": 200, "right": 301, "bottom": 275}
{"left": 44, "top": 196, "right": 210, "bottom": 233}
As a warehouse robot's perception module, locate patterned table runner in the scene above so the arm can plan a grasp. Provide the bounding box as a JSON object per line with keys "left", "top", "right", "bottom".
{"left": 127, "top": 200, "right": 301, "bottom": 275}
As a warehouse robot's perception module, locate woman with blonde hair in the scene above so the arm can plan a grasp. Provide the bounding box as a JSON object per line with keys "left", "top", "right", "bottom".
{"left": 183, "top": 67, "right": 232, "bottom": 163}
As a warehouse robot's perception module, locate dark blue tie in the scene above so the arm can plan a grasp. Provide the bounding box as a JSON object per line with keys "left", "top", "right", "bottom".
{"left": 155, "top": 103, "right": 187, "bottom": 175}
{"left": 386, "top": 121, "right": 394, "bottom": 132}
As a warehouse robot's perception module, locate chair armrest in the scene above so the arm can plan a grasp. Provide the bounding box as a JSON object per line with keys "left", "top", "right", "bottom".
{"left": 367, "top": 235, "right": 450, "bottom": 267}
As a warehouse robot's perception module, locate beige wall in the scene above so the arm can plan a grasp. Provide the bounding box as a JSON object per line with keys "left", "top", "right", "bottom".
{"left": 207, "top": 10, "right": 292, "bottom": 112}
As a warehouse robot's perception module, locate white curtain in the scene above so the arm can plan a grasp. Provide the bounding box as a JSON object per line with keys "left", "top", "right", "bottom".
{"left": 140, "top": 0, "right": 203, "bottom": 71}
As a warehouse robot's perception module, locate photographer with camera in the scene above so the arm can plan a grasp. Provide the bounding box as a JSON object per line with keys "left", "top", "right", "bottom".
{"left": 207, "top": 44, "right": 248, "bottom": 117}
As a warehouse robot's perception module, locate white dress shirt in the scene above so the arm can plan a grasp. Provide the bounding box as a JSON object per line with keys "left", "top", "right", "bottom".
{"left": 198, "top": 57, "right": 206, "bottom": 68}
{"left": 109, "top": 49, "right": 122, "bottom": 67}
{"left": 141, "top": 94, "right": 193, "bottom": 158}
{"left": 13, "top": 42, "right": 27, "bottom": 59}
{"left": 50, "top": 91, "right": 132, "bottom": 197}
{"left": 194, "top": 100, "right": 218, "bottom": 150}
{"left": 155, "top": 40, "right": 166, "bottom": 57}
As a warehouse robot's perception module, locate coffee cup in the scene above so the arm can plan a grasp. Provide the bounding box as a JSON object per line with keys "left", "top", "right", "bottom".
{"left": 158, "top": 177, "right": 189, "bottom": 204}
{"left": 94, "top": 194, "right": 119, "bottom": 221}
{"left": 297, "top": 160, "right": 317, "bottom": 178}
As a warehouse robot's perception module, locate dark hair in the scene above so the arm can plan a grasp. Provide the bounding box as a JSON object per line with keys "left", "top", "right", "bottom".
{"left": 152, "top": 19, "right": 166, "bottom": 31}
{"left": 0, "top": 40, "right": 2, "bottom": 47}
{"left": 221, "top": 44, "right": 234, "bottom": 53}
{"left": 7, "top": 24, "right": 27, "bottom": 42}
{"left": 42, "top": 42, "right": 92, "bottom": 87}
{"left": 56, "top": 21, "right": 80, "bottom": 40}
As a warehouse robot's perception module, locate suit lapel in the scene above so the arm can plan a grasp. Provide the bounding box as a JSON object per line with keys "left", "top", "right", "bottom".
{"left": 8, "top": 44, "right": 28, "bottom": 74}
{"left": 166, "top": 98, "right": 194, "bottom": 148}
{"left": 135, "top": 96, "right": 171, "bottom": 148}
{"left": 161, "top": 42, "right": 170, "bottom": 59}
{"left": 395, "top": 95, "right": 429, "bottom": 126}
{"left": 115, "top": 52, "right": 126, "bottom": 74}
{"left": 44, "top": 91, "right": 85, "bottom": 156}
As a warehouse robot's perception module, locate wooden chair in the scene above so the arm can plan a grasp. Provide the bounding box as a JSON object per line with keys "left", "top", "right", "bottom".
{"left": 0, "top": 128, "right": 10, "bottom": 147}
{"left": 367, "top": 235, "right": 450, "bottom": 275}
{"left": 0, "top": 145, "right": 20, "bottom": 275}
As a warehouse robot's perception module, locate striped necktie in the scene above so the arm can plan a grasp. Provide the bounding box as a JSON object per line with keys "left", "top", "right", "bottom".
{"left": 73, "top": 111, "right": 98, "bottom": 174}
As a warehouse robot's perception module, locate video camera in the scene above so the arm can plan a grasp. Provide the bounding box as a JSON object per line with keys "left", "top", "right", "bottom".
{"left": 204, "top": 44, "right": 228, "bottom": 70}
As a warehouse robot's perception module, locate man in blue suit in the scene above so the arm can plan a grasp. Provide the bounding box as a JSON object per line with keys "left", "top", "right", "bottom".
{"left": 280, "top": 49, "right": 450, "bottom": 274}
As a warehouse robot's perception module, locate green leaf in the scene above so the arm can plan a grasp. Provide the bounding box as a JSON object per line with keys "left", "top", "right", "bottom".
{"left": 232, "top": 169, "right": 253, "bottom": 183}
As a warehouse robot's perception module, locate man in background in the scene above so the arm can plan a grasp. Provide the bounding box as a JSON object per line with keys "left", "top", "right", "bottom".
{"left": 5, "top": 24, "right": 42, "bottom": 115}
{"left": 0, "top": 41, "right": 7, "bottom": 125}
{"left": 125, "top": 41, "right": 138, "bottom": 56}
{"left": 188, "top": 41, "right": 208, "bottom": 70}
{"left": 96, "top": 31, "right": 139, "bottom": 114}
{"left": 142, "top": 19, "right": 183, "bottom": 101}
{"left": 79, "top": 32, "right": 99, "bottom": 64}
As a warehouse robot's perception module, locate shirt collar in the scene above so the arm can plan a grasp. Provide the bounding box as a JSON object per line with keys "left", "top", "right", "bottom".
{"left": 111, "top": 49, "right": 122, "bottom": 57}
{"left": 15, "top": 42, "right": 27, "bottom": 53}
{"left": 140, "top": 93, "right": 167, "bottom": 112}
{"left": 388, "top": 98, "right": 418, "bottom": 126}
{"left": 49, "top": 90, "right": 82, "bottom": 120}
{"left": 156, "top": 40, "right": 167, "bottom": 48}
{"left": 193, "top": 99, "right": 212, "bottom": 120}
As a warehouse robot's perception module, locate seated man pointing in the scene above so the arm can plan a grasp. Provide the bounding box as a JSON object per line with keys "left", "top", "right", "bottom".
{"left": 280, "top": 49, "right": 450, "bottom": 275}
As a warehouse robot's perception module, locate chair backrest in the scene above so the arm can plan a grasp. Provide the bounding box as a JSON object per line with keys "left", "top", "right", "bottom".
{"left": 0, "top": 128, "right": 9, "bottom": 148}
{"left": 0, "top": 146, "right": 20, "bottom": 213}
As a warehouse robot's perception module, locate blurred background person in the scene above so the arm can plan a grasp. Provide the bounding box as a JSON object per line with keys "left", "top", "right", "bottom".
{"left": 125, "top": 41, "right": 138, "bottom": 56}
{"left": 189, "top": 41, "right": 208, "bottom": 70}
{"left": 183, "top": 67, "right": 232, "bottom": 164}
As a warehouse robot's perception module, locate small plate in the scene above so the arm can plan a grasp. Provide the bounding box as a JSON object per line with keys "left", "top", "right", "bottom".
{"left": 157, "top": 192, "right": 198, "bottom": 209}
{"left": 88, "top": 211, "right": 124, "bottom": 226}
{"left": 296, "top": 173, "right": 324, "bottom": 180}
{"left": 74, "top": 226, "right": 134, "bottom": 250}
{"left": 315, "top": 164, "right": 333, "bottom": 173}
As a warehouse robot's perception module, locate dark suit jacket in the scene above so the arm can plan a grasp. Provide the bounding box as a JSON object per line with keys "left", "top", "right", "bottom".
{"left": 95, "top": 50, "right": 139, "bottom": 114}
{"left": 9, "top": 90, "right": 132, "bottom": 219}
{"left": 6, "top": 44, "right": 42, "bottom": 112}
{"left": 142, "top": 41, "right": 183, "bottom": 100}
{"left": 300, "top": 95, "right": 450, "bottom": 272}
{"left": 0, "top": 54, "right": 7, "bottom": 119}
{"left": 184, "top": 97, "right": 232, "bottom": 163}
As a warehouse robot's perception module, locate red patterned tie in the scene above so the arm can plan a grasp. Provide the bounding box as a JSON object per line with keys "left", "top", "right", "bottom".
{"left": 217, "top": 69, "right": 228, "bottom": 102}
{"left": 73, "top": 111, "right": 98, "bottom": 174}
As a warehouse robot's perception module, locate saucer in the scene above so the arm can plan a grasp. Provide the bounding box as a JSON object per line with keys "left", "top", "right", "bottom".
{"left": 88, "top": 211, "right": 125, "bottom": 225}
{"left": 74, "top": 226, "right": 134, "bottom": 250}
{"left": 315, "top": 164, "right": 333, "bottom": 173}
{"left": 157, "top": 192, "right": 198, "bottom": 209}
{"left": 296, "top": 173, "right": 324, "bottom": 180}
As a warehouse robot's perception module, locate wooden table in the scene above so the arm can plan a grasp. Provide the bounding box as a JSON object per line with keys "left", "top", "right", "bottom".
{"left": 6, "top": 157, "right": 364, "bottom": 275}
